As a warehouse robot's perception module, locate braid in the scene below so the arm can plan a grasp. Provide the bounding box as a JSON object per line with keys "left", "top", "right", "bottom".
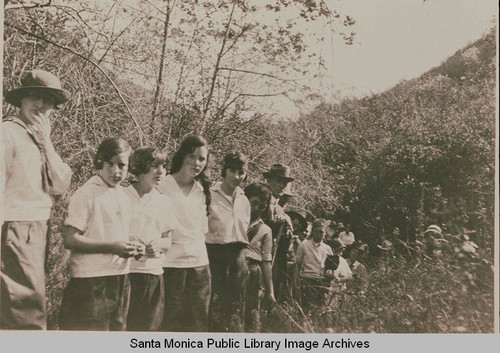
{"left": 196, "top": 173, "right": 211, "bottom": 216}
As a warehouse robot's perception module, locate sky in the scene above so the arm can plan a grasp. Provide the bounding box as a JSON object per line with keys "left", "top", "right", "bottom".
{"left": 267, "top": 0, "right": 498, "bottom": 118}
{"left": 324, "top": 0, "right": 497, "bottom": 98}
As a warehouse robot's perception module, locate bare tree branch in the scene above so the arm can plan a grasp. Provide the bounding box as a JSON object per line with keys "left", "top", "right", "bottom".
{"left": 151, "top": 0, "right": 176, "bottom": 131}
{"left": 5, "top": 0, "right": 51, "bottom": 11}
{"left": 97, "top": 17, "right": 136, "bottom": 65}
{"left": 218, "top": 67, "right": 300, "bottom": 82}
{"left": 5, "top": 21, "right": 147, "bottom": 146}
{"left": 201, "top": 0, "right": 238, "bottom": 131}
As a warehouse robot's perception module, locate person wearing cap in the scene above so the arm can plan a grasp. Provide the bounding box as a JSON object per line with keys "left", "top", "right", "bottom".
{"left": 206, "top": 152, "right": 251, "bottom": 331}
{"left": 423, "top": 224, "right": 448, "bottom": 257}
{"left": 262, "top": 163, "right": 294, "bottom": 302}
{"left": 296, "top": 218, "right": 333, "bottom": 308}
{"left": 1, "top": 69, "right": 72, "bottom": 329}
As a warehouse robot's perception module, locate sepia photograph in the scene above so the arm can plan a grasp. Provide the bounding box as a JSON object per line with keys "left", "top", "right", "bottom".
{"left": 1, "top": 0, "right": 498, "bottom": 341}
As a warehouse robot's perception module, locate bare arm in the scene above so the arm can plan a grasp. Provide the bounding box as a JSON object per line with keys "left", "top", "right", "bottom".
{"left": 64, "top": 225, "right": 137, "bottom": 257}
{"left": 261, "top": 260, "right": 276, "bottom": 305}
{"left": 261, "top": 260, "right": 274, "bottom": 294}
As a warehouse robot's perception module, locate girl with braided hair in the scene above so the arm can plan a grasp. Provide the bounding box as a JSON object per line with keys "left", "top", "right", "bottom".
{"left": 157, "top": 134, "right": 212, "bottom": 331}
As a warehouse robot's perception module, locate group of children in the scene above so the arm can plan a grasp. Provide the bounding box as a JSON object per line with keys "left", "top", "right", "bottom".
{"left": 53, "top": 135, "right": 282, "bottom": 332}
{"left": 54, "top": 134, "right": 370, "bottom": 332}
{"left": 1, "top": 69, "right": 368, "bottom": 332}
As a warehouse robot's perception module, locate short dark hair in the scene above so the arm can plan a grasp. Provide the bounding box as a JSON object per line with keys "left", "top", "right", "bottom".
{"left": 221, "top": 151, "right": 248, "bottom": 178}
{"left": 244, "top": 182, "right": 272, "bottom": 217}
{"left": 312, "top": 218, "right": 328, "bottom": 231}
{"left": 129, "top": 147, "right": 168, "bottom": 176}
{"left": 93, "top": 138, "right": 132, "bottom": 170}
{"left": 330, "top": 238, "right": 345, "bottom": 251}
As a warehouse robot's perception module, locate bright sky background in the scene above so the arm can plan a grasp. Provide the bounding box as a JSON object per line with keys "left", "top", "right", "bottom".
{"left": 324, "top": 0, "right": 497, "bottom": 98}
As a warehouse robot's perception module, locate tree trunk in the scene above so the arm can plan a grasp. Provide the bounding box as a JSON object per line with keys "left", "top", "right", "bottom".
{"left": 151, "top": 0, "right": 174, "bottom": 134}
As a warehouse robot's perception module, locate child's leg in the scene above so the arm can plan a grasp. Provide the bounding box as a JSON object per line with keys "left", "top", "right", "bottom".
{"left": 127, "top": 273, "right": 164, "bottom": 331}
{"left": 59, "top": 277, "right": 109, "bottom": 330}
{"left": 108, "top": 274, "right": 131, "bottom": 331}
{"left": 206, "top": 245, "right": 228, "bottom": 304}
{"left": 226, "top": 243, "right": 249, "bottom": 312}
{"left": 206, "top": 244, "right": 231, "bottom": 331}
{"left": 59, "top": 275, "right": 129, "bottom": 331}
{"left": 185, "top": 265, "right": 211, "bottom": 332}
{"left": 244, "top": 261, "right": 262, "bottom": 332}
{"left": 162, "top": 268, "right": 188, "bottom": 331}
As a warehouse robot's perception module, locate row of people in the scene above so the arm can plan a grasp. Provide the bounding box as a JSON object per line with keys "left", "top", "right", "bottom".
{"left": 0, "top": 69, "right": 289, "bottom": 331}
{"left": 1, "top": 69, "right": 366, "bottom": 332}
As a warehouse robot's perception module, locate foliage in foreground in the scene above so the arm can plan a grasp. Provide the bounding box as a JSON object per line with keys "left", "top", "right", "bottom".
{"left": 262, "top": 235, "right": 493, "bottom": 333}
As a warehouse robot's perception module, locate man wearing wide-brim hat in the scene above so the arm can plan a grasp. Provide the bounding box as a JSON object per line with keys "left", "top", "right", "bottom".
{"left": 262, "top": 163, "right": 295, "bottom": 302}
{"left": 1, "top": 69, "right": 73, "bottom": 329}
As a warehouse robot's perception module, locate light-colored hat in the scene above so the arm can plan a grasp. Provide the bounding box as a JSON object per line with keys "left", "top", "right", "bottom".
{"left": 5, "top": 70, "right": 71, "bottom": 107}
{"left": 424, "top": 225, "right": 443, "bottom": 237}
{"left": 377, "top": 240, "right": 393, "bottom": 251}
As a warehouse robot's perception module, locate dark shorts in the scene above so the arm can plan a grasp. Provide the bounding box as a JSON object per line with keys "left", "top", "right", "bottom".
{"left": 162, "top": 265, "right": 211, "bottom": 332}
{"left": 1, "top": 220, "right": 48, "bottom": 330}
{"left": 58, "top": 274, "right": 130, "bottom": 331}
{"left": 127, "top": 273, "right": 164, "bottom": 331}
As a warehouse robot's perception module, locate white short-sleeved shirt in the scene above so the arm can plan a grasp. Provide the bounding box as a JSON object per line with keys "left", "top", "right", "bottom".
{"left": 334, "top": 256, "right": 353, "bottom": 280}
{"left": 243, "top": 219, "right": 273, "bottom": 262}
{"left": 205, "top": 182, "right": 250, "bottom": 245}
{"left": 2, "top": 117, "right": 72, "bottom": 221}
{"left": 157, "top": 174, "right": 209, "bottom": 268}
{"left": 125, "top": 185, "right": 177, "bottom": 275}
{"left": 296, "top": 239, "right": 333, "bottom": 279}
{"left": 65, "top": 175, "right": 131, "bottom": 278}
{"left": 339, "top": 231, "right": 355, "bottom": 246}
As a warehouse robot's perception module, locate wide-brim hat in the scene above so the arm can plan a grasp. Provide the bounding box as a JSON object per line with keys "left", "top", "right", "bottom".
{"left": 4, "top": 70, "right": 71, "bottom": 108}
{"left": 262, "top": 163, "right": 294, "bottom": 182}
{"left": 424, "top": 225, "right": 443, "bottom": 238}
{"left": 286, "top": 210, "right": 307, "bottom": 230}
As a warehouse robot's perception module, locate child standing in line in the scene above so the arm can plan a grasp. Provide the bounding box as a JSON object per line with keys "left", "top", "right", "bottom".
{"left": 125, "top": 147, "right": 176, "bottom": 331}
{"left": 157, "top": 135, "right": 212, "bottom": 332}
{"left": 206, "top": 152, "right": 251, "bottom": 331}
{"left": 58, "top": 138, "right": 140, "bottom": 331}
{"left": 242, "top": 182, "right": 275, "bottom": 332}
